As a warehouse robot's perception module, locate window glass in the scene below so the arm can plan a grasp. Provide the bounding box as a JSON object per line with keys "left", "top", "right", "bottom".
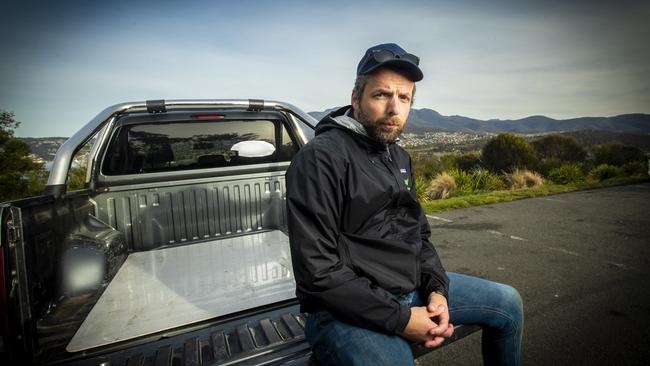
{"left": 67, "top": 135, "right": 97, "bottom": 190}
{"left": 102, "top": 119, "right": 296, "bottom": 175}
{"left": 295, "top": 116, "right": 315, "bottom": 141}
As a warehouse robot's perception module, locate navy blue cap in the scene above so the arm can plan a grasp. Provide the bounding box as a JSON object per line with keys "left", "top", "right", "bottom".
{"left": 356, "top": 43, "right": 423, "bottom": 81}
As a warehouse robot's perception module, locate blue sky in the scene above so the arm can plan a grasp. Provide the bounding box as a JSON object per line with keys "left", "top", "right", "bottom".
{"left": 2, "top": 0, "right": 649, "bottom": 137}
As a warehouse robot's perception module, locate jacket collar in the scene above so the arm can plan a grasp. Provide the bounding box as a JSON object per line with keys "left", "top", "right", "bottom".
{"left": 316, "top": 105, "right": 397, "bottom": 151}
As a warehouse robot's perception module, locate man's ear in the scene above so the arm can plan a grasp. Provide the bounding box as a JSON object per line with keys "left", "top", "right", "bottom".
{"left": 351, "top": 90, "right": 359, "bottom": 111}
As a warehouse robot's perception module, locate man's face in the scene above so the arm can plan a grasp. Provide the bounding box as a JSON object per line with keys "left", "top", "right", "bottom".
{"left": 352, "top": 68, "right": 414, "bottom": 144}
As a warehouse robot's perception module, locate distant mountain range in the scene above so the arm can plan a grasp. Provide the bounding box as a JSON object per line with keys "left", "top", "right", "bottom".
{"left": 19, "top": 110, "right": 650, "bottom": 162}
{"left": 308, "top": 108, "right": 650, "bottom": 134}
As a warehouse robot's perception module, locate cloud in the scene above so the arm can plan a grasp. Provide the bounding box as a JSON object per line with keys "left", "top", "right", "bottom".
{"left": 1, "top": 0, "right": 649, "bottom": 136}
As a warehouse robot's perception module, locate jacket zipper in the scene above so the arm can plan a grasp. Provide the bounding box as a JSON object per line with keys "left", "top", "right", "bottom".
{"left": 381, "top": 145, "right": 405, "bottom": 191}
{"left": 380, "top": 145, "right": 407, "bottom": 236}
{"left": 385, "top": 145, "right": 392, "bottom": 162}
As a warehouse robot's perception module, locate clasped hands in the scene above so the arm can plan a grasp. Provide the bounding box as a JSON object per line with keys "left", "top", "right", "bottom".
{"left": 401, "top": 292, "right": 454, "bottom": 348}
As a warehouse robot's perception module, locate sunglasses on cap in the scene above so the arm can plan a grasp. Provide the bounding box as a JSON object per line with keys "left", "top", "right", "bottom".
{"left": 361, "top": 49, "right": 420, "bottom": 69}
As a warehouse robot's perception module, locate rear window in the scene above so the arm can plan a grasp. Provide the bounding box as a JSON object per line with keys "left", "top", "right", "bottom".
{"left": 102, "top": 119, "right": 297, "bottom": 175}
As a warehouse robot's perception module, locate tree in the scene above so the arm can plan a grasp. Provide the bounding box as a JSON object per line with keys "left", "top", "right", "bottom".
{"left": 593, "top": 142, "right": 646, "bottom": 167}
{"left": 67, "top": 166, "right": 87, "bottom": 191}
{"left": 532, "top": 134, "right": 587, "bottom": 162}
{"left": 1, "top": 110, "right": 21, "bottom": 140}
{"left": 481, "top": 133, "right": 538, "bottom": 173}
{"left": 531, "top": 134, "right": 587, "bottom": 175}
{"left": 0, "top": 110, "right": 43, "bottom": 202}
{"left": 455, "top": 151, "right": 482, "bottom": 172}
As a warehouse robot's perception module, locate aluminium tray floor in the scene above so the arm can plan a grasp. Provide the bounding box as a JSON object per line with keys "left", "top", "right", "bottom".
{"left": 67, "top": 230, "right": 295, "bottom": 352}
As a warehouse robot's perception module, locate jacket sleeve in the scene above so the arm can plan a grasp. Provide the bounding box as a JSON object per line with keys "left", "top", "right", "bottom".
{"left": 408, "top": 159, "right": 450, "bottom": 300}
{"left": 417, "top": 210, "right": 450, "bottom": 299}
{"left": 286, "top": 143, "right": 411, "bottom": 335}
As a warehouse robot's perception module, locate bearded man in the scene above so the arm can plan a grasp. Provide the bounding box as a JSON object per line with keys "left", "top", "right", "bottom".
{"left": 286, "top": 43, "right": 524, "bottom": 366}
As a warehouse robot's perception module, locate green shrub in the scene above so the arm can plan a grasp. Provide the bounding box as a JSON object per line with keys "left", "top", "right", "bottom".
{"left": 445, "top": 167, "right": 505, "bottom": 195}
{"left": 440, "top": 153, "right": 459, "bottom": 171}
{"left": 1, "top": 110, "right": 44, "bottom": 202}
{"left": 414, "top": 175, "right": 430, "bottom": 202}
{"left": 621, "top": 161, "right": 648, "bottom": 176}
{"left": 24, "top": 168, "right": 49, "bottom": 196}
{"left": 548, "top": 163, "right": 584, "bottom": 184}
{"left": 482, "top": 133, "right": 538, "bottom": 173}
{"left": 580, "top": 160, "right": 596, "bottom": 175}
{"left": 538, "top": 157, "right": 564, "bottom": 176}
{"left": 67, "top": 166, "right": 87, "bottom": 191}
{"left": 471, "top": 169, "right": 506, "bottom": 191}
{"left": 455, "top": 152, "right": 482, "bottom": 172}
{"left": 592, "top": 142, "right": 645, "bottom": 166}
{"left": 412, "top": 154, "right": 444, "bottom": 180}
{"left": 446, "top": 168, "right": 473, "bottom": 195}
{"left": 412, "top": 153, "right": 465, "bottom": 180}
{"left": 589, "top": 164, "right": 623, "bottom": 181}
{"left": 532, "top": 134, "right": 587, "bottom": 163}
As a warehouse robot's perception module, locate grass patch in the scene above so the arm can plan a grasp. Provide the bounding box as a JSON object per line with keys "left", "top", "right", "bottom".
{"left": 421, "top": 175, "right": 649, "bottom": 213}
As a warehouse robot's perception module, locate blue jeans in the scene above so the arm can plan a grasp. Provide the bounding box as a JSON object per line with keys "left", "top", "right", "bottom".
{"left": 304, "top": 272, "right": 524, "bottom": 366}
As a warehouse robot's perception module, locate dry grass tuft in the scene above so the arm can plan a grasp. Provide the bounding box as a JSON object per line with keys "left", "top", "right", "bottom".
{"left": 426, "top": 173, "right": 457, "bottom": 200}
{"left": 506, "top": 169, "right": 544, "bottom": 189}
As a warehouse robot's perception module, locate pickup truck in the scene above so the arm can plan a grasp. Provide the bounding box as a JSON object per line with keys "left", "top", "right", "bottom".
{"left": 1, "top": 99, "right": 478, "bottom": 365}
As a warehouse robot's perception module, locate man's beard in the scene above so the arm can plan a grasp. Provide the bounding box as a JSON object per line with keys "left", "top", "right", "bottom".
{"left": 355, "top": 107, "right": 404, "bottom": 145}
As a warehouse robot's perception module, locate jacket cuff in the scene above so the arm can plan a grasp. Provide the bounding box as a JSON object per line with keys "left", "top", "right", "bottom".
{"left": 423, "top": 282, "right": 449, "bottom": 301}
{"left": 394, "top": 303, "right": 411, "bottom": 334}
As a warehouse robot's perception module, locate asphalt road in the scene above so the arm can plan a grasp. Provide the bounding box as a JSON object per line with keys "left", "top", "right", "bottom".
{"left": 418, "top": 183, "right": 650, "bottom": 366}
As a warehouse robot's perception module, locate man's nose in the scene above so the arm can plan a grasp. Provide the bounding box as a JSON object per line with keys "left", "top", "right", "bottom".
{"left": 386, "top": 94, "right": 401, "bottom": 116}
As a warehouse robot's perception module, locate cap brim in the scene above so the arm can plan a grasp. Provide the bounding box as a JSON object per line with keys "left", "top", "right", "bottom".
{"left": 363, "top": 59, "right": 423, "bottom": 82}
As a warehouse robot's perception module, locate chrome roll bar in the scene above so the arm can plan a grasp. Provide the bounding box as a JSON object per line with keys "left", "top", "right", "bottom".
{"left": 45, "top": 99, "right": 318, "bottom": 196}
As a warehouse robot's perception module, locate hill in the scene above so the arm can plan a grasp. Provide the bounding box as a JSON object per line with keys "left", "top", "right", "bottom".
{"left": 309, "top": 108, "right": 650, "bottom": 134}
{"left": 20, "top": 113, "right": 650, "bottom": 163}
{"left": 21, "top": 137, "right": 68, "bottom": 161}
{"left": 557, "top": 129, "right": 650, "bottom": 153}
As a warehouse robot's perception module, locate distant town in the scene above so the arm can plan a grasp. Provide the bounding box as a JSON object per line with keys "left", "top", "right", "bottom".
{"left": 399, "top": 131, "right": 493, "bottom": 148}
{"left": 21, "top": 132, "right": 497, "bottom": 169}
{"left": 18, "top": 109, "right": 650, "bottom": 169}
{"left": 21, "top": 137, "right": 88, "bottom": 170}
{"left": 19, "top": 127, "right": 650, "bottom": 170}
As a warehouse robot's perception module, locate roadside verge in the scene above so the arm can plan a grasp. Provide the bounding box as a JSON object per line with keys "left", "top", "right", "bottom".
{"left": 421, "top": 176, "right": 650, "bottom": 213}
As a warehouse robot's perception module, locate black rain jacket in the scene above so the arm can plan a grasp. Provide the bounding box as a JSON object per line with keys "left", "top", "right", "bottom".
{"left": 286, "top": 106, "right": 449, "bottom": 335}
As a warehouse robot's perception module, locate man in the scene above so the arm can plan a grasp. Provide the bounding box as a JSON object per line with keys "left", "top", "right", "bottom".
{"left": 286, "top": 43, "right": 523, "bottom": 366}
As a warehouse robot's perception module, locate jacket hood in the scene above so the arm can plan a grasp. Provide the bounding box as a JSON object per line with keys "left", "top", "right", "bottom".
{"left": 315, "top": 106, "right": 367, "bottom": 136}
{"left": 315, "top": 106, "right": 392, "bottom": 150}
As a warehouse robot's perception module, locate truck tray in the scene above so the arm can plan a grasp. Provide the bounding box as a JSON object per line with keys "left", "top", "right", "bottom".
{"left": 67, "top": 230, "right": 295, "bottom": 352}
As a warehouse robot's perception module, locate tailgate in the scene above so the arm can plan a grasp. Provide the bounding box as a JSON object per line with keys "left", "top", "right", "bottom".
{"left": 63, "top": 302, "right": 312, "bottom": 366}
